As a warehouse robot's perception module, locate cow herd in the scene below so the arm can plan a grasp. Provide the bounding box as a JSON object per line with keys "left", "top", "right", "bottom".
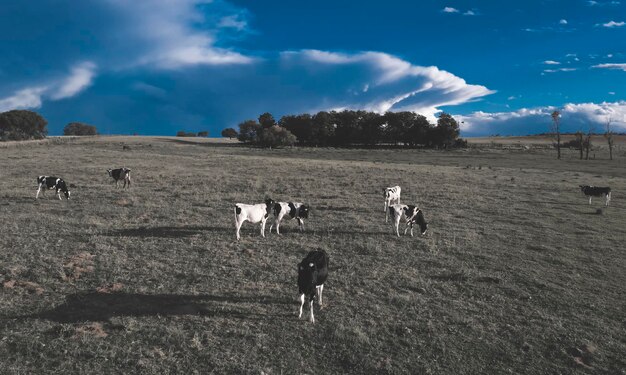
{"left": 33, "top": 170, "right": 613, "bottom": 323}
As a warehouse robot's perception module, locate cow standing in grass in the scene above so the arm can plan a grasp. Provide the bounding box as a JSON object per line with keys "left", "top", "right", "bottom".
{"left": 388, "top": 204, "right": 428, "bottom": 237}
{"left": 298, "top": 250, "right": 329, "bottom": 323}
{"left": 579, "top": 185, "right": 611, "bottom": 206}
{"left": 269, "top": 202, "right": 309, "bottom": 234}
{"left": 36, "top": 176, "right": 70, "bottom": 200}
{"left": 234, "top": 198, "right": 275, "bottom": 240}
{"left": 107, "top": 167, "right": 131, "bottom": 188}
{"left": 383, "top": 186, "right": 401, "bottom": 222}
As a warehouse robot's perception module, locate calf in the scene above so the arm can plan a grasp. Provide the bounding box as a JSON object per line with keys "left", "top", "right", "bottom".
{"left": 107, "top": 167, "right": 131, "bottom": 188}
{"left": 383, "top": 186, "right": 401, "bottom": 222}
{"left": 269, "top": 202, "right": 309, "bottom": 234}
{"left": 234, "top": 198, "right": 275, "bottom": 240}
{"left": 298, "top": 250, "right": 329, "bottom": 323}
{"left": 388, "top": 204, "right": 428, "bottom": 237}
{"left": 579, "top": 185, "right": 611, "bottom": 206}
{"left": 36, "top": 176, "right": 71, "bottom": 200}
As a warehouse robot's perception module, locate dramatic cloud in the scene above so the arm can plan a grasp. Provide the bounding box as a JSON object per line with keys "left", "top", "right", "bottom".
{"left": 280, "top": 50, "right": 495, "bottom": 119}
{"left": 50, "top": 62, "right": 97, "bottom": 100}
{"left": 0, "top": 87, "right": 47, "bottom": 112}
{"left": 458, "top": 101, "right": 626, "bottom": 136}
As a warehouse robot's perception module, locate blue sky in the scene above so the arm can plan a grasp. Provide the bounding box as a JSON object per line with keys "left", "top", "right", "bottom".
{"left": 1, "top": 0, "right": 625, "bottom": 136}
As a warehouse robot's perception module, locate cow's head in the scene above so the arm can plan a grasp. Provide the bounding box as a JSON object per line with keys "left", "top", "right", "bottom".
{"left": 107, "top": 169, "right": 113, "bottom": 177}
{"left": 298, "top": 261, "right": 319, "bottom": 289}
{"left": 58, "top": 181, "right": 71, "bottom": 199}
{"left": 413, "top": 209, "right": 428, "bottom": 235}
{"left": 298, "top": 205, "right": 310, "bottom": 219}
{"left": 264, "top": 198, "right": 275, "bottom": 215}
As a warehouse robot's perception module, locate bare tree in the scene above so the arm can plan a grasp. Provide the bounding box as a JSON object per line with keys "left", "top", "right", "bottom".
{"left": 604, "top": 116, "right": 615, "bottom": 161}
{"left": 584, "top": 126, "right": 594, "bottom": 160}
{"left": 575, "top": 130, "right": 584, "bottom": 160}
{"left": 551, "top": 111, "right": 561, "bottom": 159}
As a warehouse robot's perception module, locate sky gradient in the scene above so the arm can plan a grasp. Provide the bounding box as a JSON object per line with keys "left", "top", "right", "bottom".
{"left": 1, "top": 0, "right": 625, "bottom": 136}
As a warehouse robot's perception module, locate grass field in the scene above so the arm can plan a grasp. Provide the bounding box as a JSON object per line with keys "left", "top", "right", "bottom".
{"left": 1, "top": 136, "right": 625, "bottom": 374}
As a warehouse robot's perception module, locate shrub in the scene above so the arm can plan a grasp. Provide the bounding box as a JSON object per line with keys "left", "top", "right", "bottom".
{"left": 221, "top": 128, "right": 238, "bottom": 139}
{"left": 197, "top": 131, "right": 209, "bottom": 137}
{"left": 63, "top": 122, "right": 97, "bottom": 136}
{"left": 258, "top": 125, "right": 297, "bottom": 148}
{"left": 0, "top": 110, "right": 48, "bottom": 141}
{"left": 176, "top": 131, "right": 197, "bottom": 137}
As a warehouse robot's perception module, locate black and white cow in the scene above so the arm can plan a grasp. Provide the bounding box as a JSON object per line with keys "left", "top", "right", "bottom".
{"left": 580, "top": 185, "right": 611, "bottom": 206}
{"left": 36, "top": 176, "right": 71, "bottom": 200}
{"left": 107, "top": 167, "right": 131, "bottom": 188}
{"left": 298, "top": 250, "right": 329, "bottom": 323}
{"left": 234, "top": 198, "right": 275, "bottom": 240}
{"left": 383, "top": 186, "right": 401, "bottom": 222}
{"left": 269, "top": 202, "right": 310, "bottom": 234}
{"left": 388, "top": 204, "right": 428, "bottom": 237}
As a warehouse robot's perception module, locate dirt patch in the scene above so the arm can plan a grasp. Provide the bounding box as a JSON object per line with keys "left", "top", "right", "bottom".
{"left": 96, "top": 283, "right": 124, "bottom": 294}
{"left": 2, "top": 279, "right": 44, "bottom": 295}
{"left": 62, "top": 252, "right": 95, "bottom": 281}
{"left": 73, "top": 322, "right": 108, "bottom": 339}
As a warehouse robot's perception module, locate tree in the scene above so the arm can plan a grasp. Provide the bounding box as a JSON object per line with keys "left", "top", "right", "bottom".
{"left": 197, "top": 130, "right": 209, "bottom": 137}
{"left": 574, "top": 131, "right": 584, "bottom": 160}
{"left": 63, "top": 122, "right": 97, "bottom": 136}
{"left": 0, "top": 110, "right": 48, "bottom": 141}
{"left": 280, "top": 114, "right": 313, "bottom": 144}
{"left": 258, "top": 125, "right": 296, "bottom": 148}
{"left": 176, "top": 130, "right": 196, "bottom": 137}
{"left": 431, "top": 113, "right": 460, "bottom": 149}
{"left": 237, "top": 120, "right": 262, "bottom": 143}
{"left": 258, "top": 112, "right": 276, "bottom": 129}
{"left": 605, "top": 116, "right": 615, "bottom": 161}
{"left": 584, "top": 126, "right": 594, "bottom": 160}
{"left": 551, "top": 110, "right": 561, "bottom": 160}
{"left": 311, "top": 111, "right": 336, "bottom": 146}
{"left": 221, "top": 128, "right": 238, "bottom": 139}
{"left": 360, "top": 112, "right": 385, "bottom": 145}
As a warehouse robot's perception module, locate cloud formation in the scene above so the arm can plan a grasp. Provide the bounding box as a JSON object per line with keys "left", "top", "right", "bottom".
{"left": 459, "top": 101, "right": 626, "bottom": 136}
{"left": 592, "top": 63, "right": 626, "bottom": 71}
{"left": 599, "top": 21, "right": 625, "bottom": 27}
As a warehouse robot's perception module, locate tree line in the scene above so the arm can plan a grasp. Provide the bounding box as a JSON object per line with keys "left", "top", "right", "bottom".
{"left": 226, "top": 110, "right": 465, "bottom": 148}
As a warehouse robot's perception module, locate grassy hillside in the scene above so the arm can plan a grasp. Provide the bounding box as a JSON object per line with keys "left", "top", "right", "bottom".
{"left": 1, "top": 136, "right": 625, "bottom": 374}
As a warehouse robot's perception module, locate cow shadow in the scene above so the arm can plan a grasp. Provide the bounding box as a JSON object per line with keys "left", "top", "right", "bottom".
{"left": 34, "top": 292, "right": 294, "bottom": 323}
{"left": 106, "top": 225, "right": 231, "bottom": 238}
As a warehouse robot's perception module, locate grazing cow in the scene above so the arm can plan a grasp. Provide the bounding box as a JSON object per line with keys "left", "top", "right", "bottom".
{"left": 36, "top": 176, "right": 70, "bottom": 200}
{"left": 388, "top": 204, "right": 428, "bottom": 237}
{"left": 234, "top": 198, "right": 275, "bottom": 240}
{"left": 580, "top": 185, "right": 611, "bottom": 206}
{"left": 383, "top": 186, "right": 401, "bottom": 222}
{"left": 298, "top": 250, "right": 329, "bottom": 323}
{"left": 107, "top": 167, "right": 131, "bottom": 188}
{"left": 269, "top": 202, "right": 310, "bottom": 234}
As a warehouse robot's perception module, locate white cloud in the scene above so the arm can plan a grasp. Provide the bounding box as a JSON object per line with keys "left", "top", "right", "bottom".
{"left": 609, "top": 91, "right": 616, "bottom": 95}
{"left": 600, "top": 21, "right": 625, "bottom": 27}
{"left": 543, "top": 67, "right": 577, "bottom": 73}
{"left": 217, "top": 15, "right": 247, "bottom": 31}
{"left": 442, "top": 7, "right": 459, "bottom": 13}
{"left": 0, "top": 87, "right": 47, "bottom": 112}
{"left": 587, "top": 0, "right": 620, "bottom": 5}
{"left": 559, "top": 19, "right": 568, "bottom": 25}
{"left": 592, "top": 63, "right": 626, "bottom": 71}
{"left": 50, "top": 62, "right": 97, "bottom": 100}
{"left": 543, "top": 60, "right": 561, "bottom": 65}
{"left": 464, "top": 10, "right": 477, "bottom": 16}
{"left": 280, "top": 50, "right": 495, "bottom": 119}
{"left": 459, "top": 101, "right": 626, "bottom": 135}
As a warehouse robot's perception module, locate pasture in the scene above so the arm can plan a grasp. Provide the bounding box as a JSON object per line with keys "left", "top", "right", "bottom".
{"left": 1, "top": 136, "right": 625, "bottom": 374}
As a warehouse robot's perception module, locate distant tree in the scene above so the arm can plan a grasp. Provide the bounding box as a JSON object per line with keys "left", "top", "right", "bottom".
{"left": 176, "top": 130, "right": 197, "bottom": 137}
{"left": 605, "top": 116, "right": 615, "bottom": 161}
{"left": 360, "top": 112, "right": 385, "bottom": 145}
{"left": 333, "top": 110, "right": 363, "bottom": 146}
{"left": 551, "top": 111, "right": 561, "bottom": 160}
{"left": 405, "top": 113, "right": 432, "bottom": 146}
{"left": 0, "top": 110, "right": 48, "bottom": 141}
{"left": 221, "top": 128, "right": 238, "bottom": 139}
{"left": 258, "top": 125, "right": 296, "bottom": 148}
{"left": 258, "top": 112, "right": 276, "bottom": 129}
{"left": 575, "top": 131, "right": 584, "bottom": 160}
{"left": 311, "top": 111, "right": 336, "bottom": 146}
{"left": 584, "top": 126, "right": 594, "bottom": 160}
{"left": 63, "top": 122, "right": 97, "bottom": 136}
{"left": 237, "top": 120, "right": 262, "bottom": 143}
{"left": 280, "top": 114, "right": 313, "bottom": 144}
{"left": 431, "top": 113, "right": 460, "bottom": 149}
{"left": 197, "top": 130, "right": 209, "bottom": 137}
{"left": 385, "top": 111, "right": 415, "bottom": 145}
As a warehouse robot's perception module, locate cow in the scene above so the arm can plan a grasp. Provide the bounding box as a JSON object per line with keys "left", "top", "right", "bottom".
{"left": 580, "top": 185, "right": 611, "bottom": 206}
{"left": 107, "top": 167, "right": 131, "bottom": 188}
{"left": 36, "top": 176, "right": 70, "bottom": 200}
{"left": 298, "top": 250, "right": 329, "bottom": 323}
{"left": 388, "top": 204, "right": 428, "bottom": 237}
{"left": 234, "top": 198, "right": 275, "bottom": 240}
{"left": 269, "top": 202, "right": 309, "bottom": 234}
{"left": 383, "top": 186, "right": 401, "bottom": 222}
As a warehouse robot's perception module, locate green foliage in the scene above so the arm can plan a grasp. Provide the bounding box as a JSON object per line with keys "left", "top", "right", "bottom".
{"left": 258, "top": 125, "right": 297, "bottom": 148}
{"left": 237, "top": 120, "right": 262, "bottom": 143}
{"left": 197, "top": 131, "right": 209, "bottom": 137}
{"left": 63, "top": 122, "right": 97, "bottom": 136}
{"left": 221, "top": 128, "right": 238, "bottom": 139}
{"left": 258, "top": 112, "right": 276, "bottom": 129}
{"left": 0, "top": 110, "right": 48, "bottom": 141}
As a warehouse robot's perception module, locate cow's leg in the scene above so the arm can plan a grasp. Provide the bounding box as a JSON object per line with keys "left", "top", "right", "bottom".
{"left": 309, "top": 299, "right": 315, "bottom": 323}
{"left": 394, "top": 216, "right": 401, "bottom": 237}
{"left": 385, "top": 201, "right": 390, "bottom": 222}
{"left": 235, "top": 217, "right": 243, "bottom": 241}
{"left": 36, "top": 185, "right": 42, "bottom": 199}
{"left": 606, "top": 193, "right": 610, "bottom": 206}
{"left": 261, "top": 218, "right": 267, "bottom": 238}
{"left": 317, "top": 284, "right": 324, "bottom": 307}
{"left": 298, "top": 294, "right": 305, "bottom": 318}
{"left": 57, "top": 189, "right": 62, "bottom": 200}
{"left": 297, "top": 218, "right": 304, "bottom": 232}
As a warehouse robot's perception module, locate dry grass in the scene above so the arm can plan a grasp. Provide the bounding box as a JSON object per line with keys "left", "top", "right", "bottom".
{"left": 0, "top": 136, "right": 625, "bottom": 374}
